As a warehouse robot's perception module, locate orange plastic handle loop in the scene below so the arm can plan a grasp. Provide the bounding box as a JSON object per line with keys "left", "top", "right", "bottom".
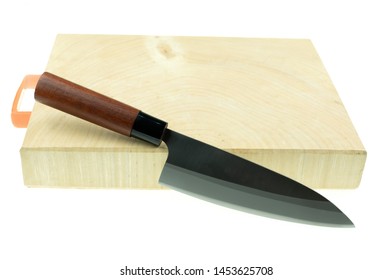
{"left": 11, "top": 75, "right": 41, "bottom": 128}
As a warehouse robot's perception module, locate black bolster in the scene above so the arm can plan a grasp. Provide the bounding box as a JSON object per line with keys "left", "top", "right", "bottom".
{"left": 130, "top": 111, "right": 168, "bottom": 146}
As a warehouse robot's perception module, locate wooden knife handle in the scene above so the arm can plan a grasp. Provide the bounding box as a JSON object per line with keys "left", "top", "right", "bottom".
{"left": 35, "top": 72, "right": 167, "bottom": 146}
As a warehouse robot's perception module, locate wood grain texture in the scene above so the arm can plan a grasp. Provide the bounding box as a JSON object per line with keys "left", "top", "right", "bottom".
{"left": 20, "top": 35, "right": 366, "bottom": 189}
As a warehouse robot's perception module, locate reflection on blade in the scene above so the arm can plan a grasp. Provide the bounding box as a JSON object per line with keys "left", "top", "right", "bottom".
{"left": 159, "top": 129, "right": 354, "bottom": 227}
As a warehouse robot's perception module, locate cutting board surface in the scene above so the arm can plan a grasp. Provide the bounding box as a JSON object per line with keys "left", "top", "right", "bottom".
{"left": 21, "top": 35, "right": 366, "bottom": 189}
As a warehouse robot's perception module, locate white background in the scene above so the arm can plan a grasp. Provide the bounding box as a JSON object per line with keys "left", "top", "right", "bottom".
{"left": 1, "top": 1, "right": 391, "bottom": 279}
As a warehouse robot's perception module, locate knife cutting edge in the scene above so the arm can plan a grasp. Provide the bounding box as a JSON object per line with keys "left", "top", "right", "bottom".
{"left": 34, "top": 72, "right": 354, "bottom": 227}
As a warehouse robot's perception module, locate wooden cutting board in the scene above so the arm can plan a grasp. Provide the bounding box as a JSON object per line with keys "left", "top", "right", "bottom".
{"left": 20, "top": 34, "right": 366, "bottom": 189}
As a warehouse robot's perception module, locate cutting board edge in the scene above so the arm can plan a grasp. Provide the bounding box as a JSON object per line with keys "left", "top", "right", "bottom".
{"left": 20, "top": 146, "right": 366, "bottom": 189}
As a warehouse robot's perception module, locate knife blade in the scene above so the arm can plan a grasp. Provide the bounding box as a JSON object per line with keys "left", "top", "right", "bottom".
{"left": 34, "top": 72, "right": 354, "bottom": 227}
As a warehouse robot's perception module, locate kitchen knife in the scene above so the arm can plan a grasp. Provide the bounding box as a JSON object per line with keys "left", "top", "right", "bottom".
{"left": 34, "top": 72, "right": 354, "bottom": 227}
